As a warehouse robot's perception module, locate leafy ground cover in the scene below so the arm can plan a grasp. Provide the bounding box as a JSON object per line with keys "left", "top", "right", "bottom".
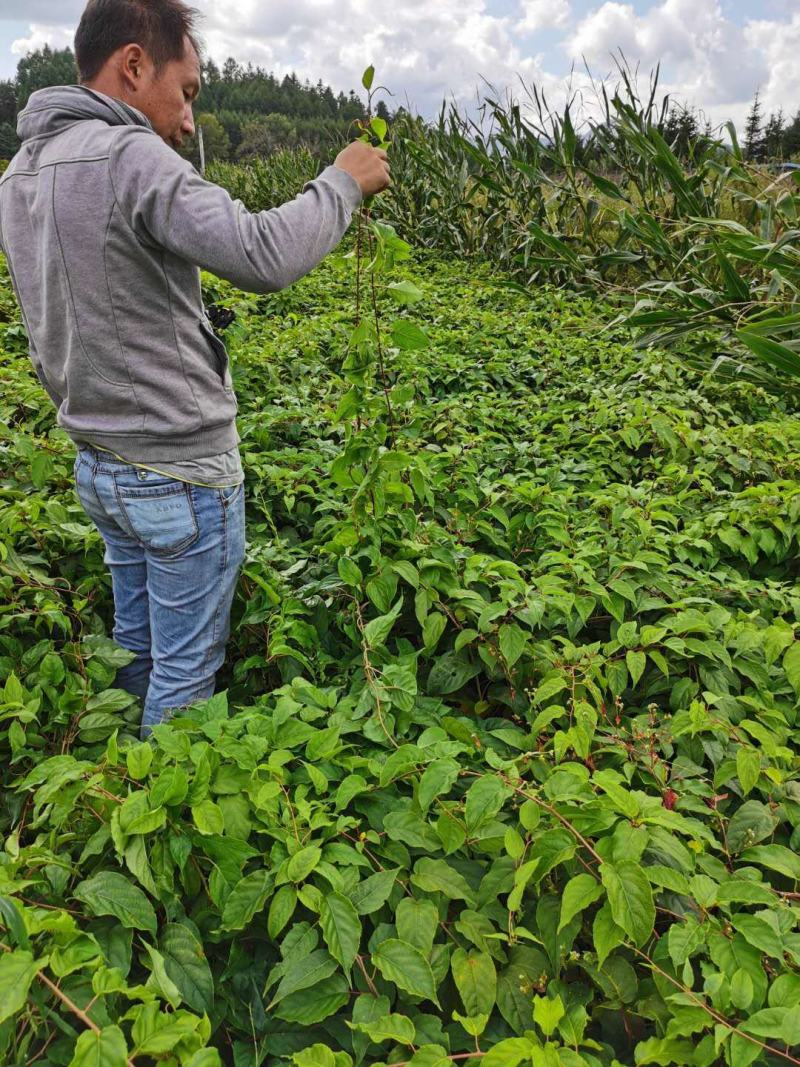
{"left": 1, "top": 243, "right": 800, "bottom": 1067}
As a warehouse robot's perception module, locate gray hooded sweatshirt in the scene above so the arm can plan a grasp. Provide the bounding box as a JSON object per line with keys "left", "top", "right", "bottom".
{"left": 0, "top": 85, "right": 363, "bottom": 462}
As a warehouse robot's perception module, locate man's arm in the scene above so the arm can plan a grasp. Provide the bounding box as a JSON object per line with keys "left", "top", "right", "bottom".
{"left": 109, "top": 129, "right": 364, "bottom": 294}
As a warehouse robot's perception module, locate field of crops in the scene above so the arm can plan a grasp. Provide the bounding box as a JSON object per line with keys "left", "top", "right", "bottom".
{"left": 2, "top": 206, "right": 800, "bottom": 1067}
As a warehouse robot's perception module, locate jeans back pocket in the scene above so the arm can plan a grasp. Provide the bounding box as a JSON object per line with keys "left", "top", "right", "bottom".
{"left": 114, "top": 478, "right": 200, "bottom": 557}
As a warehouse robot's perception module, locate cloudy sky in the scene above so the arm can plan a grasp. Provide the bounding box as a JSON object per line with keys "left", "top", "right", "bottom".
{"left": 0, "top": 0, "right": 798, "bottom": 132}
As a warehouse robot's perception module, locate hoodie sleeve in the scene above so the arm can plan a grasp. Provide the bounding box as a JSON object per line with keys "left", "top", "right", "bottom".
{"left": 108, "top": 128, "right": 363, "bottom": 294}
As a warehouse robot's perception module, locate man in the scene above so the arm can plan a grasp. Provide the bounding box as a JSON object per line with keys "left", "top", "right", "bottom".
{"left": 0, "top": 0, "right": 390, "bottom": 737}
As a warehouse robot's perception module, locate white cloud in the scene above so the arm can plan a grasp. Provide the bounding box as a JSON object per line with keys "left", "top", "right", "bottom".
{"left": 745, "top": 13, "right": 800, "bottom": 122}
{"left": 517, "top": 0, "right": 570, "bottom": 35}
{"left": 193, "top": 0, "right": 551, "bottom": 116}
{"left": 2, "top": 0, "right": 799, "bottom": 133}
{"left": 566, "top": 0, "right": 767, "bottom": 117}
{"left": 12, "top": 23, "right": 73, "bottom": 58}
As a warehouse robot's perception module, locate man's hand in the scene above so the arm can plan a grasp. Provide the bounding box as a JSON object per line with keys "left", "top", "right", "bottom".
{"left": 333, "top": 141, "right": 391, "bottom": 197}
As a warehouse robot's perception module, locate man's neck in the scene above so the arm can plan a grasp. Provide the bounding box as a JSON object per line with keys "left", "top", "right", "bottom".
{"left": 83, "top": 75, "right": 131, "bottom": 109}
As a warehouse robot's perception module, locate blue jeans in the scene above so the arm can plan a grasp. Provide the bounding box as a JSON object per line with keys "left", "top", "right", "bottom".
{"left": 73, "top": 444, "right": 246, "bottom": 738}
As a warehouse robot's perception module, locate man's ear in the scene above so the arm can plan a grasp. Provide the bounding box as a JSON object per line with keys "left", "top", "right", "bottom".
{"left": 119, "top": 43, "right": 146, "bottom": 92}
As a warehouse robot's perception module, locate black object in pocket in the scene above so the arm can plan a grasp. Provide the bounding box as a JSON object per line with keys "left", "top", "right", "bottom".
{"left": 206, "top": 303, "right": 236, "bottom": 331}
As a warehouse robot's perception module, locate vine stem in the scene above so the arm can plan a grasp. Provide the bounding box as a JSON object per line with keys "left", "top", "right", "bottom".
{"left": 0, "top": 942, "right": 136, "bottom": 1066}
{"left": 355, "top": 954, "right": 379, "bottom": 998}
{"left": 364, "top": 211, "right": 397, "bottom": 444}
{"left": 631, "top": 946, "right": 800, "bottom": 1066}
{"left": 353, "top": 595, "right": 399, "bottom": 749}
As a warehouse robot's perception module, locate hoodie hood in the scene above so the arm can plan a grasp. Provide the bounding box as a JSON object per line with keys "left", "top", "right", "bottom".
{"left": 17, "top": 85, "right": 153, "bottom": 143}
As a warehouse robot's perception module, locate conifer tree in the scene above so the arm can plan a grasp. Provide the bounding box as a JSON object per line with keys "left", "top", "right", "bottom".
{"left": 763, "top": 108, "right": 785, "bottom": 160}
{"left": 743, "top": 90, "right": 764, "bottom": 161}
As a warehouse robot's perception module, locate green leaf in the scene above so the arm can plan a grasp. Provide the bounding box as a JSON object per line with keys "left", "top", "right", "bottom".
{"left": 274, "top": 973, "right": 350, "bottom": 1024}
{"left": 268, "top": 885, "right": 298, "bottom": 939}
{"left": 353, "top": 1012, "right": 416, "bottom": 1045}
{"left": 730, "top": 968, "right": 754, "bottom": 1011}
{"left": 391, "top": 320, "right": 430, "bottom": 351}
{"left": 119, "top": 792, "right": 166, "bottom": 836}
{"left": 742, "top": 1006, "right": 795, "bottom": 1041}
{"left": 293, "top": 1047, "right": 338, "bottom": 1067}
{"left": 387, "top": 280, "right": 424, "bottom": 306}
{"left": 0, "top": 896, "right": 29, "bottom": 949}
{"left": 593, "top": 901, "right": 624, "bottom": 968}
{"left": 287, "top": 845, "right": 322, "bottom": 883}
{"left": 348, "top": 869, "right": 397, "bottom": 914}
{"left": 361, "top": 65, "right": 375, "bottom": 91}
{"left": 451, "top": 948, "right": 496, "bottom": 1015}
{"left": 499, "top": 624, "right": 527, "bottom": 667}
{"left": 160, "top": 923, "right": 214, "bottom": 1014}
{"left": 0, "top": 950, "right": 44, "bottom": 1024}
{"left": 222, "top": 870, "right": 272, "bottom": 930}
{"left": 733, "top": 915, "right": 784, "bottom": 959}
{"left": 728, "top": 1032, "right": 763, "bottom": 1067}
{"left": 184, "top": 1053, "right": 222, "bottom": 1067}
{"left": 370, "top": 115, "right": 388, "bottom": 141}
{"left": 626, "top": 650, "right": 646, "bottom": 686}
{"left": 736, "top": 748, "right": 761, "bottom": 796}
{"left": 716, "top": 879, "right": 775, "bottom": 907}
{"left": 635, "top": 1037, "right": 697, "bottom": 1066}
{"left": 559, "top": 874, "right": 604, "bottom": 931}
{"left": 68, "top": 1025, "right": 129, "bottom": 1067}
{"left": 418, "top": 758, "right": 460, "bottom": 812}
{"left": 363, "top": 596, "right": 404, "bottom": 648}
{"left": 739, "top": 844, "right": 800, "bottom": 880}
{"left": 192, "top": 798, "right": 224, "bottom": 835}
{"left": 372, "top": 939, "right": 439, "bottom": 1005}
{"left": 519, "top": 800, "right": 540, "bottom": 831}
{"left": 784, "top": 642, "right": 800, "bottom": 697}
{"left": 465, "top": 775, "right": 511, "bottom": 833}
{"left": 74, "top": 872, "right": 157, "bottom": 934}
{"left": 131, "top": 1005, "right": 201, "bottom": 1054}
{"left": 736, "top": 330, "right": 800, "bottom": 376}
{"left": 533, "top": 674, "right": 567, "bottom": 705}
{"left": 532, "top": 993, "right": 565, "bottom": 1037}
{"left": 396, "top": 897, "right": 439, "bottom": 953}
{"left": 600, "top": 861, "right": 654, "bottom": 947}
{"left": 406, "top": 1046, "right": 450, "bottom": 1067}
{"left": 85, "top": 688, "right": 137, "bottom": 714}
{"left": 126, "top": 742, "right": 153, "bottom": 780}
{"left": 384, "top": 810, "right": 439, "bottom": 850}
{"left": 150, "top": 767, "right": 188, "bottom": 807}
{"left": 143, "top": 943, "right": 183, "bottom": 1008}
{"left": 667, "top": 918, "right": 704, "bottom": 968}
{"left": 426, "top": 652, "right": 480, "bottom": 695}
{"left": 507, "top": 859, "right": 539, "bottom": 912}
{"left": 269, "top": 949, "right": 338, "bottom": 1007}
{"left": 482, "top": 1038, "right": 536, "bottom": 1067}
{"left": 412, "top": 858, "right": 476, "bottom": 903}
{"left": 338, "top": 556, "right": 362, "bottom": 587}
{"left": 320, "top": 892, "right": 361, "bottom": 970}
{"left": 726, "top": 800, "right": 779, "bottom": 853}
{"left": 423, "top": 612, "right": 447, "bottom": 653}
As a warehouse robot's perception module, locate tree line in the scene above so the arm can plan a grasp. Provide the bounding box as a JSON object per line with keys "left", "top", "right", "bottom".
{"left": 1, "top": 46, "right": 798, "bottom": 168}
{"left": 0, "top": 45, "right": 383, "bottom": 161}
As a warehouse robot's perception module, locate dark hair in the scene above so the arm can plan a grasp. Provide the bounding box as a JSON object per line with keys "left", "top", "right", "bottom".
{"left": 75, "top": 0, "right": 202, "bottom": 82}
